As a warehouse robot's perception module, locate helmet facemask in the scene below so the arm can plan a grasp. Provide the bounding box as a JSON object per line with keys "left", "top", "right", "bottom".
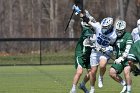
{"left": 116, "top": 29, "right": 125, "bottom": 37}
{"left": 115, "top": 20, "right": 126, "bottom": 37}
{"left": 101, "top": 25, "right": 113, "bottom": 35}
{"left": 101, "top": 17, "right": 113, "bottom": 35}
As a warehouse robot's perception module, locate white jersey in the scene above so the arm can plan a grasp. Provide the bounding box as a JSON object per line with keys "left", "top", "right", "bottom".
{"left": 91, "top": 22, "right": 117, "bottom": 48}
{"left": 90, "top": 22, "right": 117, "bottom": 66}
{"left": 131, "top": 27, "right": 140, "bottom": 43}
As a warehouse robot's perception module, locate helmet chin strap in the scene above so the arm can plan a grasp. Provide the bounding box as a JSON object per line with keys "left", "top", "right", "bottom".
{"left": 103, "top": 26, "right": 113, "bottom": 35}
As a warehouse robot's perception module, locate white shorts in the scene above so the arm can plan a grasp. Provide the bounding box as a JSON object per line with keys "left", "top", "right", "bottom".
{"left": 90, "top": 49, "right": 110, "bottom": 67}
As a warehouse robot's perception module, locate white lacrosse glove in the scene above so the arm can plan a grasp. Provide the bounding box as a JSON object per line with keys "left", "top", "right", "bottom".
{"left": 107, "top": 46, "right": 113, "bottom": 52}
{"left": 122, "top": 52, "right": 128, "bottom": 58}
{"left": 114, "top": 57, "right": 124, "bottom": 64}
{"left": 83, "top": 38, "right": 95, "bottom": 48}
{"left": 100, "top": 47, "right": 106, "bottom": 52}
{"left": 99, "top": 46, "right": 113, "bottom": 53}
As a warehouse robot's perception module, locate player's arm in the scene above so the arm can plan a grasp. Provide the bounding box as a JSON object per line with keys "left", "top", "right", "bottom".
{"left": 115, "top": 35, "right": 133, "bottom": 64}
{"left": 122, "top": 34, "right": 133, "bottom": 59}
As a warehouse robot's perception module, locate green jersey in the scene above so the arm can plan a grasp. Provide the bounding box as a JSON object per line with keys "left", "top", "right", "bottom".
{"left": 75, "top": 26, "right": 94, "bottom": 69}
{"left": 115, "top": 32, "right": 133, "bottom": 58}
{"left": 128, "top": 40, "right": 140, "bottom": 63}
{"left": 111, "top": 32, "right": 133, "bottom": 74}
{"left": 75, "top": 26, "right": 93, "bottom": 57}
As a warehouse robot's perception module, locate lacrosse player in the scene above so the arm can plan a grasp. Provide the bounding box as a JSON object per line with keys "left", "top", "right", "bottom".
{"left": 72, "top": 5, "right": 117, "bottom": 93}
{"left": 127, "top": 19, "right": 140, "bottom": 76}
{"left": 131, "top": 19, "right": 140, "bottom": 43}
{"left": 69, "top": 15, "right": 95, "bottom": 93}
{"left": 127, "top": 39, "right": 140, "bottom": 76}
{"left": 70, "top": 5, "right": 97, "bottom": 93}
{"left": 80, "top": 14, "right": 117, "bottom": 93}
{"left": 109, "top": 20, "right": 133, "bottom": 93}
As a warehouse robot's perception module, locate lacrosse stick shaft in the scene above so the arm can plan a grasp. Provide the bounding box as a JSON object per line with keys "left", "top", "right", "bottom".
{"left": 102, "top": 51, "right": 115, "bottom": 61}
{"left": 97, "top": 48, "right": 115, "bottom": 61}
{"left": 64, "top": 9, "right": 75, "bottom": 32}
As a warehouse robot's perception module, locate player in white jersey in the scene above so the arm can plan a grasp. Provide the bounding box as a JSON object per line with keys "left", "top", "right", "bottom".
{"left": 80, "top": 14, "right": 117, "bottom": 93}
{"left": 90, "top": 17, "right": 117, "bottom": 93}
{"left": 131, "top": 19, "right": 140, "bottom": 43}
{"left": 72, "top": 6, "right": 117, "bottom": 93}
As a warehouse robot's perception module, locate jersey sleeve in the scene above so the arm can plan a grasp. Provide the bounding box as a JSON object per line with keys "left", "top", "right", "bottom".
{"left": 90, "top": 22, "right": 101, "bottom": 33}
{"left": 126, "top": 32, "right": 133, "bottom": 45}
{"left": 122, "top": 32, "right": 133, "bottom": 58}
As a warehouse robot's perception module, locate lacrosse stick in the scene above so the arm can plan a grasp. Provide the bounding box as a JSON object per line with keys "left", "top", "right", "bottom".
{"left": 97, "top": 47, "right": 115, "bottom": 61}
{"left": 64, "top": 10, "right": 75, "bottom": 32}
{"left": 65, "top": 0, "right": 82, "bottom": 32}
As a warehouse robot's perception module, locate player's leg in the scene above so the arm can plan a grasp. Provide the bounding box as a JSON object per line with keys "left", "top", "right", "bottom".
{"left": 98, "top": 56, "right": 108, "bottom": 88}
{"left": 89, "top": 51, "right": 99, "bottom": 93}
{"left": 79, "top": 69, "right": 90, "bottom": 93}
{"left": 70, "top": 67, "right": 83, "bottom": 93}
{"left": 89, "top": 66, "right": 98, "bottom": 93}
{"left": 70, "top": 56, "right": 84, "bottom": 93}
{"left": 123, "top": 65, "right": 132, "bottom": 93}
{"left": 128, "top": 60, "right": 140, "bottom": 76}
{"left": 109, "top": 64, "right": 127, "bottom": 93}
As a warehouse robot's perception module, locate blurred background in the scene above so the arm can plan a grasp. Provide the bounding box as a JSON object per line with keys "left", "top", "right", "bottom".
{"left": 0, "top": 0, "right": 139, "bottom": 65}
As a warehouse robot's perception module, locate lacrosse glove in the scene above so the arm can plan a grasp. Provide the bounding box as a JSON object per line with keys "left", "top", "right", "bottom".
{"left": 72, "top": 4, "right": 81, "bottom": 15}
{"left": 114, "top": 56, "right": 124, "bottom": 64}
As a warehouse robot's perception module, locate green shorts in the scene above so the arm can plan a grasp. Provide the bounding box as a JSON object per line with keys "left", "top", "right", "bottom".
{"left": 111, "top": 59, "right": 129, "bottom": 74}
{"left": 75, "top": 51, "right": 91, "bottom": 69}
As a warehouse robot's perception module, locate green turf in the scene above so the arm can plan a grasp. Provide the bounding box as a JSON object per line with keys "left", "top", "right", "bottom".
{"left": 0, "top": 65, "right": 139, "bottom": 93}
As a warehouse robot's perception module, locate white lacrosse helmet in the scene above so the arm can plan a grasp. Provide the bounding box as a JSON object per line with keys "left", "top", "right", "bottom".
{"left": 101, "top": 17, "right": 113, "bottom": 34}
{"left": 115, "top": 20, "right": 126, "bottom": 37}
{"left": 137, "top": 19, "right": 140, "bottom": 31}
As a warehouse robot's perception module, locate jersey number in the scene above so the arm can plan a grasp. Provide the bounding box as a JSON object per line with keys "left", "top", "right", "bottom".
{"left": 97, "top": 36, "right": 109, "bottom": 46}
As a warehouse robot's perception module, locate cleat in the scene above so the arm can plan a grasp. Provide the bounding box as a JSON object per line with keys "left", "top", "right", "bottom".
{"left": 98, "top": 76, "right": 103, "bottom": 88}
{"left": 78, "top": 83, "right": 89, "bottom": 93}
{"left": 89, "top": 89, "right": 94, "bottom": 93}
{"left": 120, "top": 85, "right": 127, "bottom": 93}
{"left": 70, "top": 90, "right": 76, "bottom": 93}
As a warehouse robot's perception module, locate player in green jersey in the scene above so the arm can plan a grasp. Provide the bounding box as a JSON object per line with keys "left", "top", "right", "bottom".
{"left": 127, "top": 40, "right": 140, "bottom": 76}
{"left": 109, "top": 20, "right": 133, "bottom": 93}
{"left": 70, "top": 22, "right": 95, "bottom": 93}
{"left": 127, "top": 19, "right": 140, "bottom": 76}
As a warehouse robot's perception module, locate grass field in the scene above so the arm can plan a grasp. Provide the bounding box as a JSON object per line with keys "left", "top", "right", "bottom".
{"left": 0, "top": 65, "right": 140, "bottom": 93}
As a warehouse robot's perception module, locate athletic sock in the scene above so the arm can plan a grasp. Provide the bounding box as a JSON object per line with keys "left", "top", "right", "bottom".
{"left": 99, "top": 75, "right": 103, "bottom": 79}
{"left": 127, "top": 85, "right": 131, "bottom": 92}
{"left": 90, "top": 86, "right": 94, "bottom": 90}
{"left": 72, "top": 84, "right": 76, "bottom": 91}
